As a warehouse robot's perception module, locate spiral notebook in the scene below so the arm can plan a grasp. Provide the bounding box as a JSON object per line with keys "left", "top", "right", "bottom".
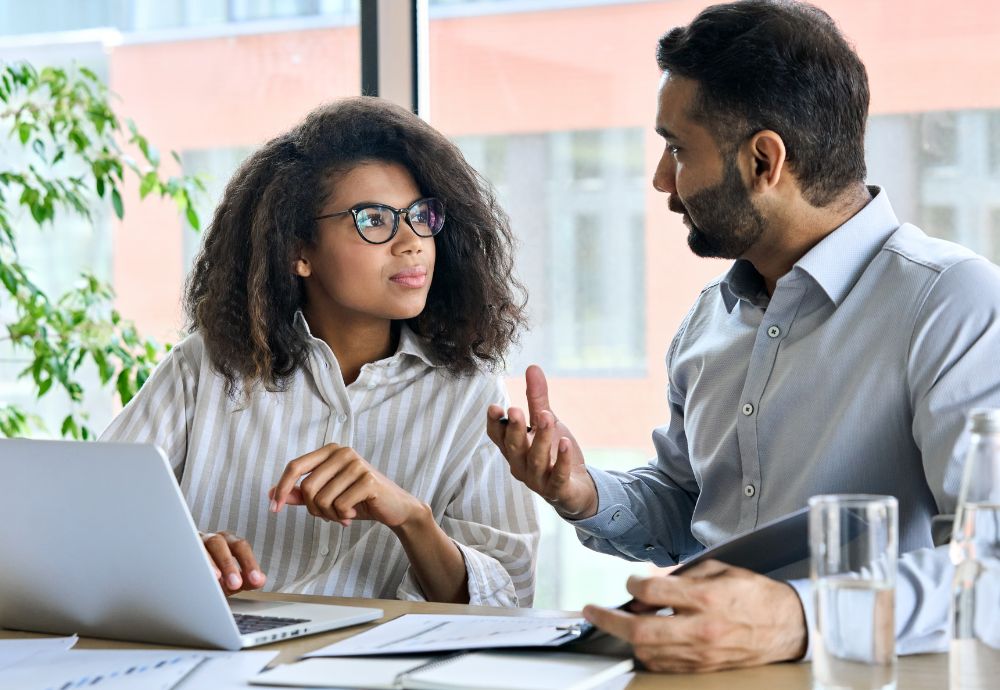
{"left": 252, "top": 651, "right": 633, "bottom": 690}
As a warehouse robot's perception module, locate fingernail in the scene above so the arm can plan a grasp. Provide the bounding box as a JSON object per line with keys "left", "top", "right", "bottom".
{"left": 269, "top": 499, "right": 278, "bottom": 513}
{"left": 227, "top": 573, "right": 241, "bottom": 589}
{"left": 250, "top": 570, "right": 264, "bottom": 585}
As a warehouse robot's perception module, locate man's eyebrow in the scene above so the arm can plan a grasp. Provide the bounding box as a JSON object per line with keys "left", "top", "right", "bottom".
{"left": 655, "top": 126, "right": 679, "bottom": 140}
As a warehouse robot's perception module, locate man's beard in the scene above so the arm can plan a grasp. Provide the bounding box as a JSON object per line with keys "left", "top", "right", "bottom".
{"left": 672, "top": 157, "right": 766, "bottom": 259}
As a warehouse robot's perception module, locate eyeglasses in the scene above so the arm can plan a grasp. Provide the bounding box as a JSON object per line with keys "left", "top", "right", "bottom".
{"left": 314, "top": 197, "right": 446, "bottom": 245}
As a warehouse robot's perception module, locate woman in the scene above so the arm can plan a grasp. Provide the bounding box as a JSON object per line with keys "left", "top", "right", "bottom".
{"left": 101, "top": 97, "right": 538, "bottom": 607}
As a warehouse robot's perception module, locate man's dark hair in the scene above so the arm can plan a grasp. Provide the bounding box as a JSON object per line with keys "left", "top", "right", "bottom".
{"left": 656, "top": 0, "right": 869, "bottom": 207}
{"left": 185, "top": 97, "right": 526, "bottom": 395}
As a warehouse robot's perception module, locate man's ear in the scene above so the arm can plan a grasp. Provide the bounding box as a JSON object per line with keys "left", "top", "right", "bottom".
{"left": 747, "top": 130, "right": 786, "bottom": 193}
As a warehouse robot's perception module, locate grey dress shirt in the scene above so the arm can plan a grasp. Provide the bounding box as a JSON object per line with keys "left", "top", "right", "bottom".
{"left": 572, "top": 187, "right": 1000, "bottom": 654}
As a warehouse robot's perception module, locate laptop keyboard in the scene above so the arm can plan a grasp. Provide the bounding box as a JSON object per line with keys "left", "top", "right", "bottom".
{"left": 234, "top": 613, "right": 310, "bottom": 635}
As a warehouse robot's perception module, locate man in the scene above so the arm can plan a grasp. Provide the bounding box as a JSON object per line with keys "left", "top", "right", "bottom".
{"left": 487, "top": 0, "right": 1000, "bottom": 673}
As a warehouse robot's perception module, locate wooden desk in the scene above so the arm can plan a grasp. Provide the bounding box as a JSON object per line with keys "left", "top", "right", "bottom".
{"left": 2, "top": 591, "right": 947, "bottom": 689}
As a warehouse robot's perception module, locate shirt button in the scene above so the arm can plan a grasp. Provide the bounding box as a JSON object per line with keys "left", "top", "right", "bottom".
{"left": 644, "top": 545, "right": 655, "bottom": 552}
{"left": 611, "top": 510, "right": 622, "bottom": 521}
{"left": 366, "top": 381, "right": 377, "bottom": 390}
{"left": 742, "top": 403, "right": 754, "bottom": 416}
{"left": 767, "top": 325, "right": 781, "bottom": 338}
{"left": 338, "top": 413, "right": 348, "bottom": 423}
{"left": 744, "top": 484, "right": 756, "bottom": 497}
{"left": 319, "top": 545, "right": 330, "bottom": 556}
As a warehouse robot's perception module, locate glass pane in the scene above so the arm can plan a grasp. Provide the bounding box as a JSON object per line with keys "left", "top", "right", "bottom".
{"left": 430, "top": 0, "right": 1000, "bottom": 610}
{"left": 0, "top": 3, "right": 360, "bottom": 436}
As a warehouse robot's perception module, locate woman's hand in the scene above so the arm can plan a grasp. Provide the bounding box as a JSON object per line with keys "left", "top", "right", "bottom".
{"left": 269, "top": 443, "right": 426, "bottom": 528}
{"left": 199, "top": 530, "right": 267, "bottom": 596}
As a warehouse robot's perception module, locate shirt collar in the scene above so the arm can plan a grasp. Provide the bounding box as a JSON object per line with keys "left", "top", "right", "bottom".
{"left": 791, "top": 186, "right": 899, "bottom": 306}
{"left": 719, "top": 186, "right": 899, "bottom": 312}
{"left": 293, "top": 311, "right": 439, "bottom": 369}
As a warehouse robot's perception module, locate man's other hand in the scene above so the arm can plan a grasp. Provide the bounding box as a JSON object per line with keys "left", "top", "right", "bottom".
{"left": 486, "top": 364, "right": 599, "bottom": 519}
{"left": 582, "top": 560, "right": 808, "bottom": 672}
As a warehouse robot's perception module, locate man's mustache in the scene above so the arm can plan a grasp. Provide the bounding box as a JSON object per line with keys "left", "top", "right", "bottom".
{"left": 668, "top": 195, "right": 687, "bottom": 215}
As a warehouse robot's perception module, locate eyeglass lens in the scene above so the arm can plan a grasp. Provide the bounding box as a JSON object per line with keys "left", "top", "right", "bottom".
{"left": 354, "top": 198, "right": 445, "bottom": 244}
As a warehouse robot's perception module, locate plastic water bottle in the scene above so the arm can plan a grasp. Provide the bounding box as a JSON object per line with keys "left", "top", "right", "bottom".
{"left": 950, "top": 409, "right": 1000, "bottom": 689}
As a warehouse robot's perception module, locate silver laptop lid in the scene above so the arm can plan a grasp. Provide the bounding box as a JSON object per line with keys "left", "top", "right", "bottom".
{"left": 0, "top": 439, "right": 243, "bottom": 649}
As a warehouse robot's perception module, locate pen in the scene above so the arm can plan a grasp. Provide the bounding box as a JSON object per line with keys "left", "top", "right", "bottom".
{"left": 497, "top": 417, "right": 533, "bottom": 433}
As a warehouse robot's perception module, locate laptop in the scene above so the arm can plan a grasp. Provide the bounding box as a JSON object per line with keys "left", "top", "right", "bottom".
{"left": 0, "top": 438, "right": 383, "bottom": 650}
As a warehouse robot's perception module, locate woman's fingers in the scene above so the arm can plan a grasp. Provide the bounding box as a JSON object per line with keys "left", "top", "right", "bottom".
{"left": 270, "top": 443, "right": 342, "bottom": 512}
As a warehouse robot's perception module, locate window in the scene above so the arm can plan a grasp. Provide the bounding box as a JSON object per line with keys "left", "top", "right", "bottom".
{"left": 456, "top": 129, "right": 645, "bottom": 376}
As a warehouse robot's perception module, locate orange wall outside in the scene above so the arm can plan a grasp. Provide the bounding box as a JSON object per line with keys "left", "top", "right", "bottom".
{"left": 108, "top": 1, "right": 1000, "bottom": 455}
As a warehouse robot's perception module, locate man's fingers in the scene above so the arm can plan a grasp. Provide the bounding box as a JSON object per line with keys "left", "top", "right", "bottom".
{"left": 524, "top": 410, "right": 556, "bottom": 482}
{"left": 581, "top": 604, "right": 638, "bottom": 642}
{"left": 524, "top": 365, "right": 552, "bottom": 428}
{"left": 676, "top": 558, "right": 730, "bottom": 579}
{"left": 485, "top": 404, "right": 507, "bottom": 447}
{"left": 271, "top": 444, "right": 340, "bottom": 512}
{"left": 626, "top": 574, "right": 704, "bottom": 611}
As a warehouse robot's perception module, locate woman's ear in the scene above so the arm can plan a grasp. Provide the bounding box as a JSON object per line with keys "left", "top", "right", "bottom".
{"left": 293, "top": 256, "right": 311, "bottom": 278}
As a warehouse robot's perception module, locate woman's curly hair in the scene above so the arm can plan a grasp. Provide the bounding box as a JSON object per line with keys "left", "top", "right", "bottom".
{"left": 184, "top": 97, "right": 526, "bottom": 395}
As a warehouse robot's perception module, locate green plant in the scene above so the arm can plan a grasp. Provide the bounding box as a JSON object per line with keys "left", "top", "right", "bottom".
{"left": 0, "top": 61, "right": 204, "bottom": 439}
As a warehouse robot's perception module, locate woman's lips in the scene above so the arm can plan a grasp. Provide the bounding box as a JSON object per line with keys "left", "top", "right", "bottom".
{"left": 389, "top": 266, "right": 427, "bottom": 288}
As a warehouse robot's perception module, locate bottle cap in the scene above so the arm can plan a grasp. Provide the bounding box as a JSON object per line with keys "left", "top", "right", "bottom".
{"left": 970, "top": 408, "right": 1000, "bottom": 434}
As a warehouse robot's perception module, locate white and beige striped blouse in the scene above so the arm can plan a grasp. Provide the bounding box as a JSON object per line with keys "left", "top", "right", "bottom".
{"left": 100, "top": 315, "right": 539, "bottom": 607}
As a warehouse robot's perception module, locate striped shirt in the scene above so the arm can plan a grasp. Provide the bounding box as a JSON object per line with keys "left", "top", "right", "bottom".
{"left": 100, "top": 314, "right": 539, "bottom": 607}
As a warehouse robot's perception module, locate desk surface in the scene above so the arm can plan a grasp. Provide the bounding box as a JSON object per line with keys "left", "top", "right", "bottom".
{"left": 1, "top": 591, "right": 947, "bottom": 689}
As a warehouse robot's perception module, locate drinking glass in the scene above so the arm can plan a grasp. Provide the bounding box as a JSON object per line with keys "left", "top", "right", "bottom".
{"left": 809, "top": 494, "right": 898, "bottom": 690}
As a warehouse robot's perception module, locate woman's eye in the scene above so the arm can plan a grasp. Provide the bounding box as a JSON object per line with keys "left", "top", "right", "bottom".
{"left": 359, "top": 211, "right": 386, "bottom": 227}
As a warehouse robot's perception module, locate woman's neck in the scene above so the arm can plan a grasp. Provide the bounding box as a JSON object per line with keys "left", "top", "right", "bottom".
{"left": 302, "top": 306, "right": 398, "bottom": 385}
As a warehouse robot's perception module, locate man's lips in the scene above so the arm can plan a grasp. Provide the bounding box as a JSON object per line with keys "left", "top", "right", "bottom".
{"left": 668, "top": 195, "right": 687, "bottom": 215}
{"left": 389, "top": 266, "right": 427, "bottom": 288}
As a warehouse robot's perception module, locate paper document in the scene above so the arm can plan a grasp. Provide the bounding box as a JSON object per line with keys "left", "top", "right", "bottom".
{"left": 0, "top": 649, "right": 204, "bottom": 690}
{"left": 0, "top": 647, "right": 277, "bottom": 690}
{"left": 0, "top": 635, "right": 77, "bottom": 671}
{"left": 254, "top": 652, "right": 632, "bottom": 690}
{"left": 253, "top": 656, "right": 433, "bottom": 689}
{"left": 305, "top": 614, "right": 587, "bottom": 656}
{"left": 175, "top": 650, "right": 279, "bottom": 690}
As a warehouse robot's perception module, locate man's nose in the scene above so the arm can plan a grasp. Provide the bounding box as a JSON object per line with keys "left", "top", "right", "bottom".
{"left": 652, "top": 153, "right": 677, "bottom": 194}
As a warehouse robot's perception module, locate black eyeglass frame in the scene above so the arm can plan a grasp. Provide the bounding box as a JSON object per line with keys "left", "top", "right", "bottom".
{"left": 314, "top": 197, "right": 446, "bottom": 245}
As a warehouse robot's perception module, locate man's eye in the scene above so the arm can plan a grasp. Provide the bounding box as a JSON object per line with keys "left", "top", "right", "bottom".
{"left": 668, "top": 145, "right": 681, "bottom": 156}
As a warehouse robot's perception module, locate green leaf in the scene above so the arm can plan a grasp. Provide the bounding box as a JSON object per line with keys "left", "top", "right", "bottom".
{"left": 111, "top": 188, "right": 123, "bottom": 219}
{"left": 17, "top": 122, "right": 31, "bottom": 144}
{"left": 139, "top": 171, "right": 157, "bottom": 199}
{"left": 60, "top": 415, "right": 78, "bottom": 439}
{"left": 185, "top": 205, "right": 199, "bottom": 230}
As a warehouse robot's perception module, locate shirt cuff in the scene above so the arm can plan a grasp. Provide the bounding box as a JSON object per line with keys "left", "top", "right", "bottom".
{"left": 787, "top": 577, "right": 815, "bottom": 662}
{"left": 394, "top": 540, "right": 519, "bottom": 607}
{"left": 454, "top": 540, "right": 520, "bottom": 607}
{"left": 568, "top": 466, "right": 641, "bottom": 539}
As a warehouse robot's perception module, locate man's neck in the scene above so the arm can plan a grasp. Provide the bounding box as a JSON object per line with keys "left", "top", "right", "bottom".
{"left": 302, "top": 306, "right": 397, "bottom": 385}
{"left": 747, "top": 184, "right": 872, "bottom": 295}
